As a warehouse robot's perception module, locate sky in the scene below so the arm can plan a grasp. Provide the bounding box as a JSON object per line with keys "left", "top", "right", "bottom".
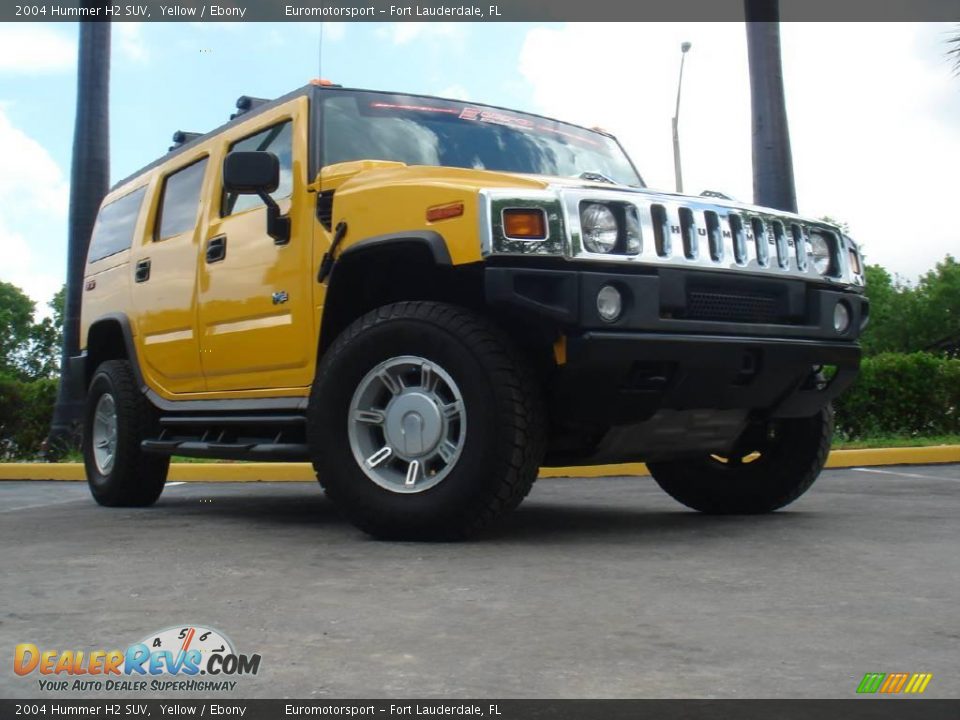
{"left": 0, "top": 21, "right": 958, "bottom": 313}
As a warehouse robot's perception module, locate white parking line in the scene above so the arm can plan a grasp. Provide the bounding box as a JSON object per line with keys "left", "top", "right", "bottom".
{"left": 0, "top": 497, "right": 88, "bottom": 513}
{"left": 852, "top": 467, "right": 951, "bottom": 481}
{"left": 167, "top": 482, "right": 186, "bottom": 487}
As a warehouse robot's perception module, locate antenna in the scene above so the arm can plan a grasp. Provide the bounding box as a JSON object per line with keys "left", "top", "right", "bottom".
{"left": 318, "top": 21, "right": 324, "bottom": 84}
{"left": 317, "top": 20, "right": 326, "bottom": 194}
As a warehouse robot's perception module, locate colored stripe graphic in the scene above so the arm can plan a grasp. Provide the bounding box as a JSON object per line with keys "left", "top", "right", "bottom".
{"left": 880, "top": 673, "right": 909, "bottom": 693}
{"left": 857, "top": 672, "right": 932, "bottom": 694}
{"left": 904, "top": 673, "right": 933, "bottom": 694}
{"left": 857, "top": 673, "right": 885, "bottom": 694}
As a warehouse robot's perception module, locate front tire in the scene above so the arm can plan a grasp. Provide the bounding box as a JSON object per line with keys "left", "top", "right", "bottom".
{"left": 647, "top": 407, "right": 833, "bottom": 514}
{"left": 308, "top": 302, "right": 546, "bottom": 540}
{"left": 83, "top": 359, "right": 169, "bottom": 507}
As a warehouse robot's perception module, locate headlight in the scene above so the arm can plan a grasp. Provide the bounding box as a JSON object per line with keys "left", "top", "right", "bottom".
{"left": 581, "top": 203, "right": 618, "bottom": 253}
{"left": 809, "top": 232, "right": 833, "bottom": 275}
{"left": 624, "top": 206, "right": 642, "bottom": 255}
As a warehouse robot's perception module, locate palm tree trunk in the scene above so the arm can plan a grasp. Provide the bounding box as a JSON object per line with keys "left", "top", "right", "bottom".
{"left": 48, "top": 17, "right": 111, "bottom": 453}
{"left": 745, "top": 0, "right": 796, "bottom": 213}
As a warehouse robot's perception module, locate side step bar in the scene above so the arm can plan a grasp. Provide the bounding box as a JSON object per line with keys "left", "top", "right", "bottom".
{"left": 158, "top": 415, "right": 305, "bottom": 427}
{"left": 141, "top": 413, "right": 310, "bottom": 462}
{"left": 142, "top": 439, "right": 308, "bottom": 461}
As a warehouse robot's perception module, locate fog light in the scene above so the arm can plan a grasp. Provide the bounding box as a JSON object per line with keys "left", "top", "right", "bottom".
{"left": 833, "top": 302, "right": 850, "bottom": 334}
{"left": 597, "top": 285, "right": 622, "bottom": 322}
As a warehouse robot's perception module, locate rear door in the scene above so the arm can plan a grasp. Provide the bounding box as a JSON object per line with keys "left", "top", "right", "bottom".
{"left": 196, "top": 96, "right": 315, "bottom": 392}
{"left": 130, "top": 153, "right": 210, "bottom": 394}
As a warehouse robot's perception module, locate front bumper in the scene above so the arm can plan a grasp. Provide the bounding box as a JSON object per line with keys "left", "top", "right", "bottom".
{"left": 485, "top": 264, "right": 868, "bottom": 340}
{"left": 485, "top": 263, "right": 862, "bottom": 463}
{"left": 559, "top": 331, "right": 859, "bottom": 422}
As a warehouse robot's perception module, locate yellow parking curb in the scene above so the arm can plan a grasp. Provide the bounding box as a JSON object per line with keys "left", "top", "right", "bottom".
{"left": 1, "top": 446, "right": 959, "bottom": 482}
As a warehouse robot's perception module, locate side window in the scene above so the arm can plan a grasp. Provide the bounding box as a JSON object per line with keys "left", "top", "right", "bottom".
{"left": 156, "top": 157, "right": 208, "bottom": 241}
{"left": 223, "top": 121, "right": 293, "bottom": 216}
{"left": 87, "top": 186, "right": 147, "bottom": 263}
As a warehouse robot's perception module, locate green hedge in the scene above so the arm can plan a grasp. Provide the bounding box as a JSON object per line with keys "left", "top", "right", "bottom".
{"left": 0, "top": 375, "right": 58, "bottom": 460}
{"left": 834, "top": 352, "right": 960, "bottom": 439}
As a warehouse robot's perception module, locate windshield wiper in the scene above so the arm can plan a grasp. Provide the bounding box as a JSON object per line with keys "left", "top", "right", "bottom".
{"left": 577, "top": 171, "right": 617, "bottom": 185}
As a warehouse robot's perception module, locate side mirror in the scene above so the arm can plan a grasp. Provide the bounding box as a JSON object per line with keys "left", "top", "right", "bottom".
{"left": 222, "top": 151, "right": 289, "bottom": 244}
{"left": 223, "top": 151, "right": 279, "bottom": 194}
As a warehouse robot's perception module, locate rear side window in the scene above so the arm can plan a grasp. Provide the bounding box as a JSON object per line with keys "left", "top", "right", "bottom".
{"left": 87, "top": 187, "right": 146, "bottom": 263}
{"left": 223, "top": 121, "right": 293, "bottom": 216}
{"left": 156, "top": 158, "right": 208, "bottom": 240}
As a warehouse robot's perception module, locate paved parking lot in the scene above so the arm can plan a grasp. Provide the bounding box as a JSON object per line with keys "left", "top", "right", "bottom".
{"left": 2, "top": 465, "right": 958, "bottom": 699}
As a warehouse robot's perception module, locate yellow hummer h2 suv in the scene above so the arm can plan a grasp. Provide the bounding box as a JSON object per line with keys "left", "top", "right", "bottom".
{"left": 73, "top": 82, "right": 866, "bottom": 539}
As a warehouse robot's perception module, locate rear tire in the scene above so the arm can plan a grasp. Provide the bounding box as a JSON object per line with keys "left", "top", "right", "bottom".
{"left": 308, "top": 301, "right": 546, "bottom": 540}
{"left": 83, "top": 359, "right": 168, "bottom": 507}
{"left": 647, "top": 406, "right": 833, "bottom": 514}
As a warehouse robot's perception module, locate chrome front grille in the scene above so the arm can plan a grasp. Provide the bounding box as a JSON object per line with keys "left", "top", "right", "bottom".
{"left": 565, "top": 191, "right": 840, "bottom": 282}
{"left": 480, "top": 186, "right": 865, "bottom": 288}
{"left": 565, "top": 193, "right": 828, "bottom": 278}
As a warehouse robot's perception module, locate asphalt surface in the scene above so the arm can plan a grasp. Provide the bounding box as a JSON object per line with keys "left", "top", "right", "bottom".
{"left": 1, "top": 465, "right": 958, "bottom": 699}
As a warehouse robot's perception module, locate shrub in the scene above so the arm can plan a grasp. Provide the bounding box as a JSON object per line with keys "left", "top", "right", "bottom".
{"left": 834, "top": 352, "right": 960, "bottom": 439}
{"left": 0, "top": 375, "right": 58, "bottom": 460}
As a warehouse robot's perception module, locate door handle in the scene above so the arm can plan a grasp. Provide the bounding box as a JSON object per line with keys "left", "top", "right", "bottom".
{"left": 134, "top": 259, "right": 151, "bottom": 283}
{"left": 206, "top": 235, "right": 227, "bottom": 264}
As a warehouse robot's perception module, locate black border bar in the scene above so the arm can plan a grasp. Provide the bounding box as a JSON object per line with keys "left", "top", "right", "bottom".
{"left": 2, "top": 700, "right": 960, "bottom": 719}
{"left": 4, "top": 0, "right": 959, "bottom": 22}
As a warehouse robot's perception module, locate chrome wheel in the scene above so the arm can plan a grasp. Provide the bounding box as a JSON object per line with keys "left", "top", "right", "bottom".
{"left": 347, "top": 355, "right": 466, "bottom": 494}
{"left": 92, "top": 393, "right": 118, "bottom": 475}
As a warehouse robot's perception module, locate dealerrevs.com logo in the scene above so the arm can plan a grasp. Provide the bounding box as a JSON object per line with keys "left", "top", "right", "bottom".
{"left": 14, "top": 625, "right": 261, "bottom": 692}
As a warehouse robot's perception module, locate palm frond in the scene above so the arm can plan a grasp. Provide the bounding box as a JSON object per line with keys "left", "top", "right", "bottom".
{"left": 948, "top": 26, "right": 960, "bottom": 76}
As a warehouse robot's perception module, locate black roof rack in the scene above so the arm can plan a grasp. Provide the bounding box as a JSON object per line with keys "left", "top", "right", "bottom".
{"left": 168, "top": 130, "right": 201, "bottom": 152}
{"left": 231, "top": 95, "right": 270, "bottom": 120}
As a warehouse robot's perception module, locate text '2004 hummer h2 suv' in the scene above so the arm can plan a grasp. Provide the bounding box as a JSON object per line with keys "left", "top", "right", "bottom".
{"left": 74, "top": 82, "right": 866, "bottom": 539}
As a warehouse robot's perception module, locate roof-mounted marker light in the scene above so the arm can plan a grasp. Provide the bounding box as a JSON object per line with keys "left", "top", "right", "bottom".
{"left": 168, "top": 130, "right": 201, "bottom": 152}
{"left": 230, "top": 95, "right": 270, "bottom": 120}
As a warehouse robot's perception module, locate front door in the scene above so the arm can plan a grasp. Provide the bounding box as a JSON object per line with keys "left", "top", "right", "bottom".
{"left": 196, "top": 97, "right": 315, "bottom": 392}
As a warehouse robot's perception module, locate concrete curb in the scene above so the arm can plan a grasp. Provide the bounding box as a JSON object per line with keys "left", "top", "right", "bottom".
{"left": 1, "top": 446, "right": 959, "bottom": 482}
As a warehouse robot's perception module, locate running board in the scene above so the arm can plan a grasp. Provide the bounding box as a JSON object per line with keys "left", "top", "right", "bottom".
{"left": 142, "top": 413, "right": 309, "bottom": 461}
{"left": 159, "top": 415, "right": 305, "bottom": 427}
{"left": 142, "top": 439, "right": 308, "bottom": 461}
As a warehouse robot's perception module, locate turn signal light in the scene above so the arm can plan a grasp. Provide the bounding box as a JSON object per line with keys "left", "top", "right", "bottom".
{"left": 503, "top": 209, "right": 547, "bottom": 239}
{"left": 426, "top": 202, "right": 465, "bottom": 222}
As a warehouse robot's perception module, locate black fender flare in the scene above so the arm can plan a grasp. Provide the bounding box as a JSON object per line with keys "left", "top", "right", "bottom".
{"left": 336, "top": 230, "right": 452, "bottom": 266}
{"left": 84, "top": 313, "right": 143, "bottom": 389}
{"left": 318, "top": 230, "right": 456, "bottom": 355}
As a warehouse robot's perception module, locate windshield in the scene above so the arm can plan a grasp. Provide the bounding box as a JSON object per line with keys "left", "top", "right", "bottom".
{"left": 321, "top": 91, "right": 643, "bottom": 187}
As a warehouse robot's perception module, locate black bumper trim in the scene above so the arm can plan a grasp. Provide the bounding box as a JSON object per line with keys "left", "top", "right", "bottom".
{"left": 485, "top": 265, "right": 868, "bottom": 341}
{"left": 553, "top": 331, "right": 859, "bottom": 425}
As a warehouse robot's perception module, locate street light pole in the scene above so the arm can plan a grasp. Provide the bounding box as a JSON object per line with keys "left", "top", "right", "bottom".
{"left": 672, "top": 41, "right": 692, "bottom": 194}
